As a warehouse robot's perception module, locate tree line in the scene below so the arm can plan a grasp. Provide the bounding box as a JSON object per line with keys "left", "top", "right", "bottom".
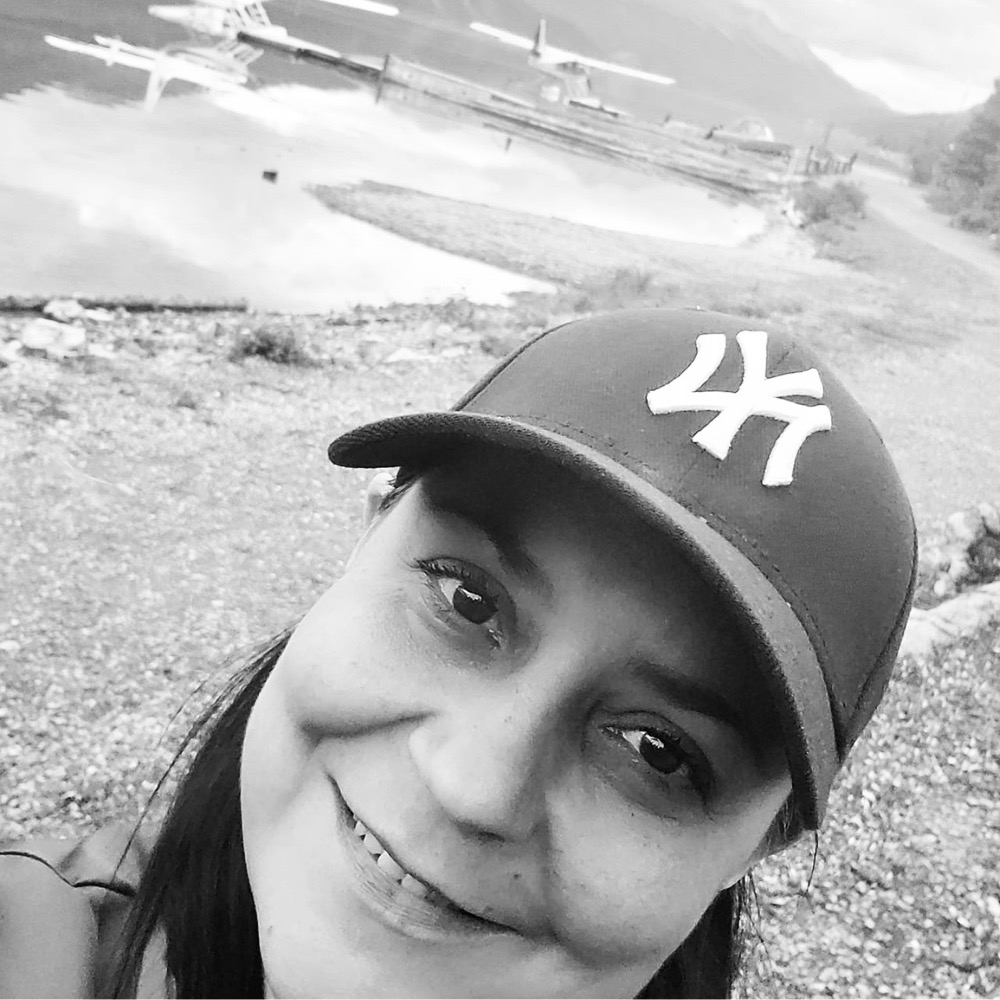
{"left": 925, "top": 77, "right": 1000, "bottom": 237}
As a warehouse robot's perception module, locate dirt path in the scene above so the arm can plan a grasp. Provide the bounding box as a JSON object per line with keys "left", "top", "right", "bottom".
{"left": 855, "top": 164, "right": 1000, "bottom": 284}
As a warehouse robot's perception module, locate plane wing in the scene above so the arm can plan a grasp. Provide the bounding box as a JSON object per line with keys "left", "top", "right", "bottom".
{"left": 312, "top": 0, "right": 399, "bottom": 15}
{"left": 45, "top": 34, "right": 163, "bottom": 71}
{"left": 468, "top": 22, "right": 534, "bottom": 51}
{"left": 45, "top": 33, "right": 250, "bottom": 102}
{"left": 552, "top": 50, "right": 675, "bottom": 87}
{"left": 469, "top": 21, "right": 675, "bottom": 87}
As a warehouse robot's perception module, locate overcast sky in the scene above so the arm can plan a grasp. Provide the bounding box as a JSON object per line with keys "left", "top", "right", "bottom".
{"left": 743, "top": 0, "right": 998, "bottom": 113}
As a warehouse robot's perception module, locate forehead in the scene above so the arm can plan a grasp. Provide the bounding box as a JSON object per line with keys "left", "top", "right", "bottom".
{"left": 409, "top": 447, "right": 716, "bottom": 598}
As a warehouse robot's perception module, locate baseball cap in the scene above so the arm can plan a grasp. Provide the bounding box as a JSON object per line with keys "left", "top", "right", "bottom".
{"left": 328, "top": 309, "right": 917, "bottom": 830}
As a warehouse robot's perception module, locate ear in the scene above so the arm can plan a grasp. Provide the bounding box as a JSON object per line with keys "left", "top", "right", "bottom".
{"left": 344, "top": 473, "right": 396, "bottom": 572}
{"left": 362, "top": 472, "right": 395, "bottom": 529}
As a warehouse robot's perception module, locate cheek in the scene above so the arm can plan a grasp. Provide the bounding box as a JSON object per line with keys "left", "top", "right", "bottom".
{"left": 549, "top": 824, "right": 724, "bottom": 968}
{"left": 274, "top": 574, "right": 420, "bottom": 736}
{"left": 545, "top": 780, "right": 784, "bottom": 969}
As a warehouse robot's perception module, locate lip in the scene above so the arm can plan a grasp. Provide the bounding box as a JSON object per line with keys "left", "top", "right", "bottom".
{"left": 331, "top": 779, "right": 517, "bottom": 940}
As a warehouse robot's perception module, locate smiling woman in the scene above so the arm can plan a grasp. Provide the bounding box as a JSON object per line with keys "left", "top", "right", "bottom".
{"left": 0, "top": 309, "right": 917, "bottom": 999}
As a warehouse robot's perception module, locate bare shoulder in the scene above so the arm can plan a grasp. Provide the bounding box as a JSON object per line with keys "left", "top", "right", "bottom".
{"left": 0, "top": 848, "right": 99, "bottom": 996}
{"left": 0, "top": 825, "right": 148, "bottom": 998}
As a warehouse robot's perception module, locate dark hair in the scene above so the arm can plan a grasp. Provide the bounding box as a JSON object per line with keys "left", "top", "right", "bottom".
{"left": 112, "top": 631, "right": 289, "bottom": 998}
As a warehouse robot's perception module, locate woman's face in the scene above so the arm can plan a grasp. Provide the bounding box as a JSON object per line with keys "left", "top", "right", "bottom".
{"left": 241, "top": 449, "right": 791, "bottom": 998}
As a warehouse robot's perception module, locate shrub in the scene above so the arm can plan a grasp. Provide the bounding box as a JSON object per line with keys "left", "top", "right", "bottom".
{"left": 229, "top": 323, "right": 314, "bottom": 365}
{"left": 793, "top": 180, "right": 868, "bottom": 225}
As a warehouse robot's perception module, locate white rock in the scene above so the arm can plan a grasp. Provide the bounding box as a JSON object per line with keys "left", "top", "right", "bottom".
{"left": 945, "top": 509, "right": 985, "bottom": 545}
{"left": 977, "top": 501, "right": 1000, "bottom": 536}
{"left": 918, "top": 545, "right": 946, "bottom": 572}
{"left": 20, "top": 318, "right": 87, "bottom": 357}
{"left": 0, "top": 340, "right": 22, "bottom": 366}
{"left": 383, "top": 347, "right": 440, "bottom": 364}
{"left": 900, "top": 581, "right": 1000, "bottom": 661}
{"left": 43, "top": 298, "right": 85, "bottom": 322}
{"left": 946, "top": 553, "right": 970, "bottom": 582}
{"left": 83, "top": 307, "right": 115, "bottom": 323}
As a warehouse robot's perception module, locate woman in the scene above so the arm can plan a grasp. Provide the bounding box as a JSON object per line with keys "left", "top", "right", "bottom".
{"left": 0, "top": 309, "right": 917, "bottom": 998}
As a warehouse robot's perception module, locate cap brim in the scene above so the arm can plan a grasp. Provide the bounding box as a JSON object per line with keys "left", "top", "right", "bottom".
{"left": 329, "top": 411, "right": 838, "bottom": 829}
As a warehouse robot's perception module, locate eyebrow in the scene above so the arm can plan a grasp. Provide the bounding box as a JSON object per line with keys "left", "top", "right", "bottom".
{"left": 418, "top": 489, "right": 551, "bottom": 594}
{"left": 634, "top": 659, "right": 755, "bottom": 749}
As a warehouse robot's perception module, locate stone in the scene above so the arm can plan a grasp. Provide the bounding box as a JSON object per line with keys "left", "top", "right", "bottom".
{"left": 945, "top": 509, "right": 985, "bottom": 546}
{"left": 383, "top": 347, "right": 439, "bottom": 365}
{"left": 19, "top": 318, "right": 87, "bottom": 358}
{"left": 919, "top": 544, "right": 948, "bottom": 573}
{"left": 977, "top": 501, "right": 1000, "bottom": 536}
{"left": 43, "top": 298, "right": 85, "bottom": 323}
{"left": 900, "top": 581, "right": 1000, "bottom": 660}
{"left": 946, "top": 553, "right": 970, "bottom": 582}
{"left": 83, "top": 307, "right": 114, "bottom": 323}
{"left": 0, "top": 340, "right": 22, "bottom": 367}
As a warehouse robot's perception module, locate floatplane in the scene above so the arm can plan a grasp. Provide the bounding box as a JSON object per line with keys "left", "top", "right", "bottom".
{"left": 469, "top": 18, "right": 675, "bottom": 118}
{"left": 43, "top": 0, "right": 394, "bottom": 111}
{"left": 149, "top": 0, "right": 388, "bottom": 87}
{"left": 43, "top": 32, "right": 261, "bottom": 110}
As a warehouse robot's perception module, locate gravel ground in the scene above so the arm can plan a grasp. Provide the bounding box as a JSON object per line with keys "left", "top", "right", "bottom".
{"left": 1, "top": 296, "right": 998, "bottom": 997}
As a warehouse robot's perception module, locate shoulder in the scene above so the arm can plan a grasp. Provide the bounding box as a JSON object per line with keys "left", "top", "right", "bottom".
{"left": 0, "top": 823, "right": 150, "bottom": 998}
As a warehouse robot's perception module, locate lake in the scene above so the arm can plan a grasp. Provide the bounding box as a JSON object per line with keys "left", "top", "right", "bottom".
{"left": 1, "top": 4, "right": 766, "bottom": 312}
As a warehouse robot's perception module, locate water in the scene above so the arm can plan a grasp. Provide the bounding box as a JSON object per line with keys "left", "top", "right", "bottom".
{"left": 1, "top": 6, "right": 767, "bottom": 312}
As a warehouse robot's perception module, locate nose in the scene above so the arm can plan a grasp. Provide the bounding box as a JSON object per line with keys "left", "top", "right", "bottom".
{"left": 408, "top": 685, "right": 557, "bottom": 843}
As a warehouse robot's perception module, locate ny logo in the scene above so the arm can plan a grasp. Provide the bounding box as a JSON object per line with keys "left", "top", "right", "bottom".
{"left": 646, "top": 330, "right": 832, "bottom": 486}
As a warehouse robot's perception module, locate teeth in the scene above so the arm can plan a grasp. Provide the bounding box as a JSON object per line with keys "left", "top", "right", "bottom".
{"left": 376, "top": 851, "right": 407, "bottom": 880}
{"left": 399, "top": 873, "right": 429, "bottom": 898}
{"left": 350, "top": 810, "right": 433, "bottom": 899}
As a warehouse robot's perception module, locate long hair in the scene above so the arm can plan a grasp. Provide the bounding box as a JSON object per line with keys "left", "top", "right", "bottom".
{"left": 112, "top": 629, "right": 290, "bottom": 998}
{"left": 111, "top": 626, "right": 755, "bottom": 999}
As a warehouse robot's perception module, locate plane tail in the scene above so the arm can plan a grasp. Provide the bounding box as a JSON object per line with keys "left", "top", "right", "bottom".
{"left": 532, "top": 18, "right": 546, "bottom": 57}
{"left": 143, "top": 67, "right": 169, "bottom": 111}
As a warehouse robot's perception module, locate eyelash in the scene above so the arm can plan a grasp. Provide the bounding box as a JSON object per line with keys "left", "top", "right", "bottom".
{"left": 605, "top": 722, "right": 712, "bottom": 802}
{"left": 414, "top": 557, "right": 506, "bottom": 647}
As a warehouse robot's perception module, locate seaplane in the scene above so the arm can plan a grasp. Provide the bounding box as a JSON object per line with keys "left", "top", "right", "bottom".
{"left": 469, "top": 18, "right": 675, "bottom": 117}
{"left": 44, "top": 32, "right": 261, "bottom": 111}
{"left": 146, "top": 0, "right": 399, "bottom": 41}
{"left": 147, "top": 0, "right": 388, "bottom": 86}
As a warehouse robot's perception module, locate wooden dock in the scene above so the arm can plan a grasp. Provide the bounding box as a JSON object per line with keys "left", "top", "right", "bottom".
{"left": 376, "top": 56, "right": 795, "bottom": 199}
{"left": 241, "top": 34, "right": 808, "bottom": 200}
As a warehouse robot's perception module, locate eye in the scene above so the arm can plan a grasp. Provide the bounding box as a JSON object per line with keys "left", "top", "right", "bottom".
{"left": 438, "top": 576, "right": 498, "bottom": 625}
{"left": 605, "top": 723, "right": 712, "bottom": 803}
{"left": 415, "top": 557, "right": 506, "bottom": 644}
{"left": 618, "top": 728, "right": 688, "bottom": 776}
